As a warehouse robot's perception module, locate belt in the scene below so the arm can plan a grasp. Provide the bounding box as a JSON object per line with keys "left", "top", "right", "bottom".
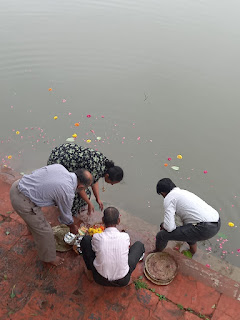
{"left": 193, "top": 218, "right": 220, "bottom": 226}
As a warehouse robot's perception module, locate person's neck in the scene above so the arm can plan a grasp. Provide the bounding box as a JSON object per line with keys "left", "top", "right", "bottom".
{"left": 105, "top": 225, "right": 117, "bottom": 228}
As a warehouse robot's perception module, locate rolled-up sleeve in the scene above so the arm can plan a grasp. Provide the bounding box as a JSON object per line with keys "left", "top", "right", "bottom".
{"left": 55, "top": 188, "right": 74, "bottom": 225}
{"left": 163, "top": 199, "right": 177, "bottom": 232}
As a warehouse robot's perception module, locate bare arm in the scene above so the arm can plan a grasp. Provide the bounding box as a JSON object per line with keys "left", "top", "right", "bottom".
{"left": 68, "top": 223, "right": 78, "bottom": 234}
{"left": 78, "top": 188, "right": 94, "bottom": 215}
{"left": 91, "top": 182, "right": 103, "bottom": 211}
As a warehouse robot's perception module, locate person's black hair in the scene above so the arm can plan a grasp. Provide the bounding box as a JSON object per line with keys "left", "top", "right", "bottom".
{"left": 105, "top": 160, "right": 123, "bottom": 182}
{"left": 75, "top": 168, "right": 92, "bottom": 187}
{"left": 156, "top": 178, "right": 176, "bottom": 194}
{"left": 103, "top": 207, "right": 120, "bottom": 226}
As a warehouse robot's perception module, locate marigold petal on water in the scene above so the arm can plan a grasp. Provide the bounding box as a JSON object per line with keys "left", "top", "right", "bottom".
{"left": 72, "top": 133, "right": 77, "bottom": 138}
{"left": 74, "top": 123, "right": 80, "bottom": 127}
{"left": 164, "top": 163, "right": 168, "bottom": 167}
{"left": 228, "top": 222, "right": 234, "bottom": 227}
{"left": 48, "top": 88, "right": 52, "bottom": 91}
{"left": 16, "top": 131, "right": 20, "bottom": 135}
{"left": 86, "top": 139, "right": 91, "bottom": 143}
{"left": 53, "top": 116, "right": 58, "bottom": 120}
{"left": 8, "top": 155, "right": 12, "bottom": 159}
{"left": 177, "top": 154, "right": 183, "bottom": 159}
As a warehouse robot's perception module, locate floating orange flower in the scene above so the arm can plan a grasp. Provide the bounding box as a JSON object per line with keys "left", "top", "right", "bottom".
{"left": 48, "top": 88, "right": 52, "bottom": 91}
{"left": 16, "top": 131, "right": 20, "bottom": 135}
{"left": 74, "top": 123, "right": 80, "bottom": 127}
{"left": 72, "top": 133, "right": 77, "bottom": 138}
{"left": 53, "top": 116, "right": 58, "bottom": 120}
{"left": 164, "top": 163, "right": 168, "bottom": 167}
{"left": 177, "top": 154, "right": 183, "bottom": 159}
{"left": 8, "top": 155, "right": 12, "bottom": 159}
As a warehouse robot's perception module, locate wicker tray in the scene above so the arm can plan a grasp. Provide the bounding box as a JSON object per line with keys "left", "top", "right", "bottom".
{"left": 52, "top": 225, "right": 72, "bottom": 252}
{"left": 144, "top": 252, "right": 178, "bottom": 285}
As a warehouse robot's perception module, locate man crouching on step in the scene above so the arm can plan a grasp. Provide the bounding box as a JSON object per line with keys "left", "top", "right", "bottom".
{"left": 81, "top": 207, "right": 145, "bottom": 286}
{"left": 155, "top": 178, "right": 220, "bottom": 256}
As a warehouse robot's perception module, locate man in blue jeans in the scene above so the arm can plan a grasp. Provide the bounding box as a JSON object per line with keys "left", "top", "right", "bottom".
{"left": 81, "top": 207, "right": 145, "bottom": 287}
{"left": 155, "top": 178, "right": 220, "bottom": 255}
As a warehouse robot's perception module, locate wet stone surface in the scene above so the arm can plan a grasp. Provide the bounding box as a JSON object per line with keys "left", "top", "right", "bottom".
{"left": 0, "top": 169, "right": 240, "bottom": 320}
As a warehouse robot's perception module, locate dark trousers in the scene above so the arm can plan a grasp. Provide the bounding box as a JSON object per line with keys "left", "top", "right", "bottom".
{"left": 156, "top": 219, "right": 221, "bottom": 251}
{"left": 81, "top": 235, "right": 145, "bottom": 287}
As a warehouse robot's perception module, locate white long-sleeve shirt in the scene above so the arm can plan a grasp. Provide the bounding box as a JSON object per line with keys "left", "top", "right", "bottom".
{"left": 163, "top": 187, "right": 219, "bottom": 232}
{"left": 92, "top": 227, "right": 130, "bottom": 281}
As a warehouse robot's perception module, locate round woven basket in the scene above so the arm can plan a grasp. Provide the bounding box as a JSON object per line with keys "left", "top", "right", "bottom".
{"left": 52, "top": 225, "right": 72, "bottom": 252}
{"left": 144, "top": 252, "right": 178, "bottom": 285}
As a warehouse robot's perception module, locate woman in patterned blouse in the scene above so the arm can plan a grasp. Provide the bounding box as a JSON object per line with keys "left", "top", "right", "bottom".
{"left": 47, "top": 143, "right": 123, "bottom": 215}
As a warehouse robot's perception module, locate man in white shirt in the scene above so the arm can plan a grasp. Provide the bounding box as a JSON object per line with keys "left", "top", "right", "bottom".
{"left": 155, "top": 178, "right": 220, "bottom": 255}
{"left": 81, "top": 207, "right": 145, "bottom": 286}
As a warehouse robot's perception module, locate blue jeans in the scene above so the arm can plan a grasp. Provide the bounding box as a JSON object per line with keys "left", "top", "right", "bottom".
{"left": 156, "top": 219, "right": 221, "bottom": 251}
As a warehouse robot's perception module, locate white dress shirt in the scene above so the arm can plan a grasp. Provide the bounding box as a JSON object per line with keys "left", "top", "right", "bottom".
{"left": 92, "top": 227, "right": 130, "bottom": 281}
{"left": 163, "top": 187, "right": 219, "bottom": 232}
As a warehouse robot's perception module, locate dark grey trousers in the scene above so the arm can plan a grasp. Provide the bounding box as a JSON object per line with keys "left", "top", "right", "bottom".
{"left": 81, "top": 235, "right": 145, "bottom": 287}
{"left": 156, "top": 219, "right": 221, "bottom": 251}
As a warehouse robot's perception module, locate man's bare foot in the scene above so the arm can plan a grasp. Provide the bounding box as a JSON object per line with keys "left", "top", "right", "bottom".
{"left": 85, "top": 269, "right": 94, "bottom": 282}
{"left": 126, "top": 278, "right": 133, "bottom": 286}
{"left": 83, "top": 264, "right": 94, "bottom": 282}
{"left": 48, "top": 257, "right": 64, "bottom": 266}
{"left": 189, "top": 244, "right": 197, "bottom": 255}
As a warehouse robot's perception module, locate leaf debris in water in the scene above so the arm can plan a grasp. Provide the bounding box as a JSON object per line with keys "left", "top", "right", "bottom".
{"left": 66, "top": 137, "right": 75, "bottom": 142}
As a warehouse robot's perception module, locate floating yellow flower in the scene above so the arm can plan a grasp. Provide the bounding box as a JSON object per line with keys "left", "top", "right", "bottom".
{"left": 86, "top": 139, "right": 91, "bottom": 143}
{"left": 8, "top": 155, "right": 12, "bottom": 159}
{"left": 228, "top": 222, "right": 234, "bottom": 227}
{"left": 16, "top": 131, "right": 20, "bottom": 135}
{"left": 74, "top": 123, "right": 80, "bottom": 127}
{"left": 48, "top": 88, "right": 52, "bottom": 91}
{"left": 177, "top": 155, "right": 183, "bottom": 159}
{"left": 53, "top": 116, "right": 58, "bottom": 120}
{"left": 72, "top": 133, "right": 77, "bottom": 138}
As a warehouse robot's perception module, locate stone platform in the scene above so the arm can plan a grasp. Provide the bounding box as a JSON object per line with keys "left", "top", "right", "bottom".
{"left": 0, "top": 167, "right": 239, "bottom": 320}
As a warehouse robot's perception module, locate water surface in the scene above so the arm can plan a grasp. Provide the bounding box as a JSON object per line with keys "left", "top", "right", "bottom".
{"left": 1, "top": 0, "right": 240, "bottom": 266}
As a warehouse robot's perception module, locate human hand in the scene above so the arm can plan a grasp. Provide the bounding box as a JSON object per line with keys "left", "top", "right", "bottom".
{"left": 160, "top": 222, "right": 165, "bottom": 231}
{"left": 87, "top": 202, "right": 95, "bottom": 215}
{"left": 69, "top": 224, "right": 78, "bottom": 234}
{"left": 96, "top": 199, "right": 104, "bottom": 211}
